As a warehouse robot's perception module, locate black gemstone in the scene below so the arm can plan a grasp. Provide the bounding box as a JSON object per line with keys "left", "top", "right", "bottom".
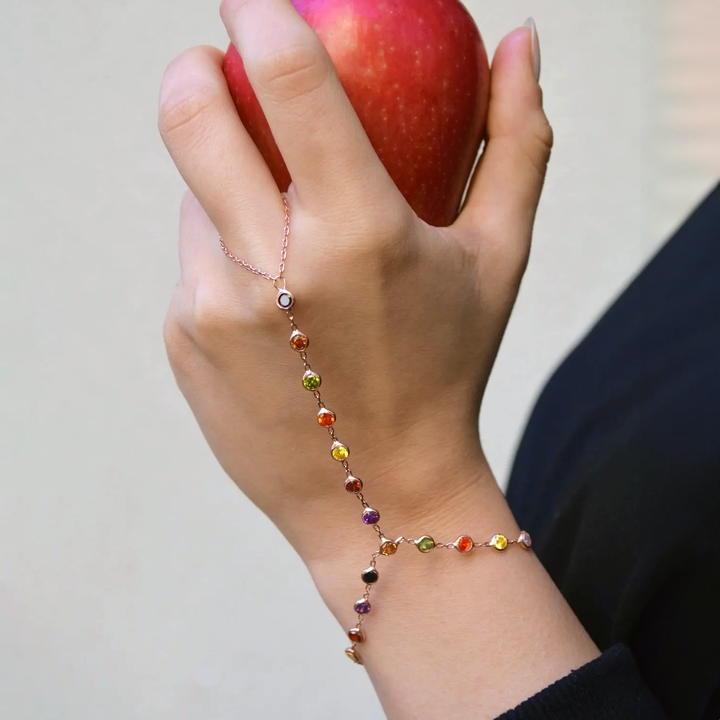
{"left": 361, "top": 568, "right": 379, "bottom": 584}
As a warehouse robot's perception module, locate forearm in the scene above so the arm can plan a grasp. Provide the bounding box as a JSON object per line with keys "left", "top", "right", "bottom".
{"left": 307, "top": 452, "right": 600, "bottom": 720}
{"left": 159, "top": 5, "right": 598, "bottom": 717}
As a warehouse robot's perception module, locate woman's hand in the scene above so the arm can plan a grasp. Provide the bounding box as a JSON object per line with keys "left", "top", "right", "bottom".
{"left": 159, "top": 0, "right": 551, "bottom": 559}
{"left": 159, "top": 3, "right": 596, "bottom": 718}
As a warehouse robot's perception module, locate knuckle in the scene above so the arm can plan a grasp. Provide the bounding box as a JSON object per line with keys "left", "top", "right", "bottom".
{"left": 382, "top": 201, "right": 414, "bottom": 240}
{"left": 516, "top": 115, "right": 553, "bottom": 180}
{"left": 189, "top": 283, "right": 268, "bottom": 362}
{"left": 158, "top": 87, "right": 214, "bottom": 142}
{"left": 180, "top": 189, "right": 201, "bottom": 220}
{"left": 339, "top": 193, "right": 412, "bottom": 245}
{"left": 219, "top": 0, "right": 248, "bottom": 24}
{"left": 158, "top": 53, "right": 217, "bottom": 141}
{"left": 531, "top": 113, "right": 554, "bottom": 165}
{"left": 252, "top": 42, "right": 329, "bottom": 102}
{"left": 365, "top": 199, "right": 413, "bottom": 250}
{"left": 192, "top": 287, "right": 237, "bottom": 346}
{"left": 163, "top": 302, "right": 196, "bottom": 378}
{"left": 350, "top": 203, "right": 417, "bottom": 277}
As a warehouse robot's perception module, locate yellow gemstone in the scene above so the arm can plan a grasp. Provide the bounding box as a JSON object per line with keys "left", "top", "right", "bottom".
{"left": 380, "top": 541, "right": 398, "bottom": 556}
{"left": 491, "top": 534, "right": 508, "bottom": 551}
{"left": 345, "top": 647, "right": 363, "bottom": 664}
{"left": 331, "top": 442, "right": 349, "bottom": 461}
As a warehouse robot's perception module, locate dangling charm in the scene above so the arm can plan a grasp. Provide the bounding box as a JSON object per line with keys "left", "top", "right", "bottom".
{"left": 276, "top": 288, "right": 294, "bottom": 310}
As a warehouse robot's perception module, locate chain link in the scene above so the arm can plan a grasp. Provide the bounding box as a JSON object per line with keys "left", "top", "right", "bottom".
{"left": 218, "top": 194, "right": 290, "bottom": 282}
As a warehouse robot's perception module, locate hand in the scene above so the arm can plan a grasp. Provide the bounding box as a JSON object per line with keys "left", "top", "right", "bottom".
{"left": 159, "top": 0, "right": 552, "bottom": 561}
{"left": 159, "top": 5, "right": 597, "bottom": 718}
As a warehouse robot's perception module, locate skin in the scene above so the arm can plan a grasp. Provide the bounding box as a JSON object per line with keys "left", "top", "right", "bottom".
{"left": 222, "top": 0, "right": 491, "bottom": 226}
{"left": 158, "top": 1, "right": 600, "bottom": 718}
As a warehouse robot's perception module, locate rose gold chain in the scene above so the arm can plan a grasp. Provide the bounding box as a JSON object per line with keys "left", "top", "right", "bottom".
{"left": 218, "top": 193, "right": 533, "bottom": 666}
{"left": 218, "top": 194, "right": 290, "bottom": 283}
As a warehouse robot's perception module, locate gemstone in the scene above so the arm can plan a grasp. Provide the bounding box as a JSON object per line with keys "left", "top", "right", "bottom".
{"left": 361, "top": 567, "right": 379, "bottom": 584}
{"left": 380, "top": 541, "right": 397, "bottom": 556}
{"left": 317, "top": 408, "right": 336, "bottom": 427}
{"left": 289, "top": 330, "right": 308, "bottom": 352}
{"left": 362, "top": 508, "right": 380, "bottom": 525}
{"left": 345, "top": 647, "right": 363, "bottom": 664}
{"left": 518, "top": 530, "right": 533, "bottom": 549}
{"left": 345, "top": 477, "right": 363, "bottom": 493}
{"left": 456, "top": 536, "right": 474, "bottom": 553}
{"left": 331, "top": 442, "right": 349, "bottom": 461}
{"left": 348, "top": 628, "right": 364, "bottom": 643}
{"left": 490, "top": 534, "right": 508, "bottom": 551}
{"left": 354, "top": 599, "right": 371, "bottom": 614}
{"left": 302, "top": 371, "right": 321, "bottom": 390}
{"left": 276, "top": 290, "right": 294, "bottom": 310}
{"left": 417, "top": 536, "right": 435, "bottom": 553}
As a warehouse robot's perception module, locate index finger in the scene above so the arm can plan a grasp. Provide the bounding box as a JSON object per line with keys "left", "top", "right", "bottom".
{"left": 219, "top": 0, "right": 400, "bottom": 213}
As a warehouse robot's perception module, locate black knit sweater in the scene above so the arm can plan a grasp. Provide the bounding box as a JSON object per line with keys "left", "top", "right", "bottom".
{"left": 499, "top": 183, "right": 720, "bottom": 720}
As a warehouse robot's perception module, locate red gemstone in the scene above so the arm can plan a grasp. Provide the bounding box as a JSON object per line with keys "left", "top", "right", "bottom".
{"left": 456, "top": 536, "right": 474, "bottom": 553}
{"left": 345, "top": 477, "right": 363, "bottom": 493}
{"left": 348, "top": 628, "right": 364, "bottom": 643}
{"left": 317, "top": 409, "right": 336, "bottom": 427}
{"left": 289, "top": 331, "right": 309, "bottom": 352}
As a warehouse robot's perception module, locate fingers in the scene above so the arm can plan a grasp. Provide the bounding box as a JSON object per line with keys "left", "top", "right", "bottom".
{"left": 159, "top": 45, "right": 283, "bottom": 257}
{"left": 219, "top": 0, "right": 398, "bottom": 213}
{"left": 455, "top": 24, "right": 553, "bottom": 255}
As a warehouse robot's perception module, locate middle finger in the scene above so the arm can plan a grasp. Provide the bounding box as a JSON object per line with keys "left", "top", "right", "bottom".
{"left": 220, "top": 0, "right": 401, "bottom": 214}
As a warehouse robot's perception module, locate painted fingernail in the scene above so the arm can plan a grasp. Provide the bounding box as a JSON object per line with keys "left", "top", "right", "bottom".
{"left": 524, "top": 17, "right": 541, "bottom": 82}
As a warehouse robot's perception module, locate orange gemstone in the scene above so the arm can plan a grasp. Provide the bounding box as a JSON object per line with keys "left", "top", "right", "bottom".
{"left": 289, "top": 331, "right": 309, "bottom": 352}
{"left": 348, "top": 628, "right": 364, "bottom": 643}
{"left": 456, "top": 536, "right": 474, "bottom": 553}
{"left": 317, "top": 409, "right": 336, "bottom": 427}
{"left": 380, "top": 541, "right": 398, "bottom": 556}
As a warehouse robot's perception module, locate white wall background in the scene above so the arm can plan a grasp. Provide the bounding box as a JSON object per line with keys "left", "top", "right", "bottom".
{"left": 1, "top": 1, "right": 718, "bottom": 718}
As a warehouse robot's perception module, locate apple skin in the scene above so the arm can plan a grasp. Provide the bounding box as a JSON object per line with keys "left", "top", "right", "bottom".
{"left": 222, "top": 0, "right": 489, "bottom": 227}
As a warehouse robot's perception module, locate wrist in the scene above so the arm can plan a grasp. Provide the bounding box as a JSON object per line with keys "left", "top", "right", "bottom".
{"left": 304, "top": 445, "right": 520, "bottom": 621}
{"left": 302, "top": 449, "right": 599, "bottom": 720}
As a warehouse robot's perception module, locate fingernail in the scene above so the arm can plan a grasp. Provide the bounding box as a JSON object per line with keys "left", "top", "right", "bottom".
{"left": 523, "top": 17, "right": 541, "bottom": 82}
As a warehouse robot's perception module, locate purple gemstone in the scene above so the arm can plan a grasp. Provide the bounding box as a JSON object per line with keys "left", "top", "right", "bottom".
{"left": 354, "top": 599, "right": 371, "bottom": 615}
{"left": 362, "top": 508, "right": 380, "bottom": 525}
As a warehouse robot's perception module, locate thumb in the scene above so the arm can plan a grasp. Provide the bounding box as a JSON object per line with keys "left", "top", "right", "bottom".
{"left": 455, "top": 19, "right": 552, "bottom": 254}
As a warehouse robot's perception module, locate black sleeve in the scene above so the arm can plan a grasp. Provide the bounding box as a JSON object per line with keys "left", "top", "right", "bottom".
{"left": 504, "top": 183, "right": 720, "bottom": 720}
{"left": 496, "top": 645, "right": 668, "bottom": 720}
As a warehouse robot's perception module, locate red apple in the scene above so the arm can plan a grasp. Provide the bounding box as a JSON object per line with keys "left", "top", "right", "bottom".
{"left": 222, "top": 0, "right": 489, "bottom": 227}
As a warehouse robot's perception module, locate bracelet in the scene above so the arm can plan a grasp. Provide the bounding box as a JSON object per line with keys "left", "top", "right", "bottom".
{"left": 218, "top": 194, "right": 532, "bottom": 665}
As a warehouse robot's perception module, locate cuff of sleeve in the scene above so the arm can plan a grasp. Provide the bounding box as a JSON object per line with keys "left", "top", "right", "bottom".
{"left": 495, "top": 645, "right": 667, "bottom": 720}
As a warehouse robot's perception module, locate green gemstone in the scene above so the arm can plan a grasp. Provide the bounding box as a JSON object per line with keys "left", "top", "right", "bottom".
{"left": 417, "top": 536, "right": 435, "bottom": 553}
{"left": 302, "top": 371, "right": 321, "bottom": 390}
